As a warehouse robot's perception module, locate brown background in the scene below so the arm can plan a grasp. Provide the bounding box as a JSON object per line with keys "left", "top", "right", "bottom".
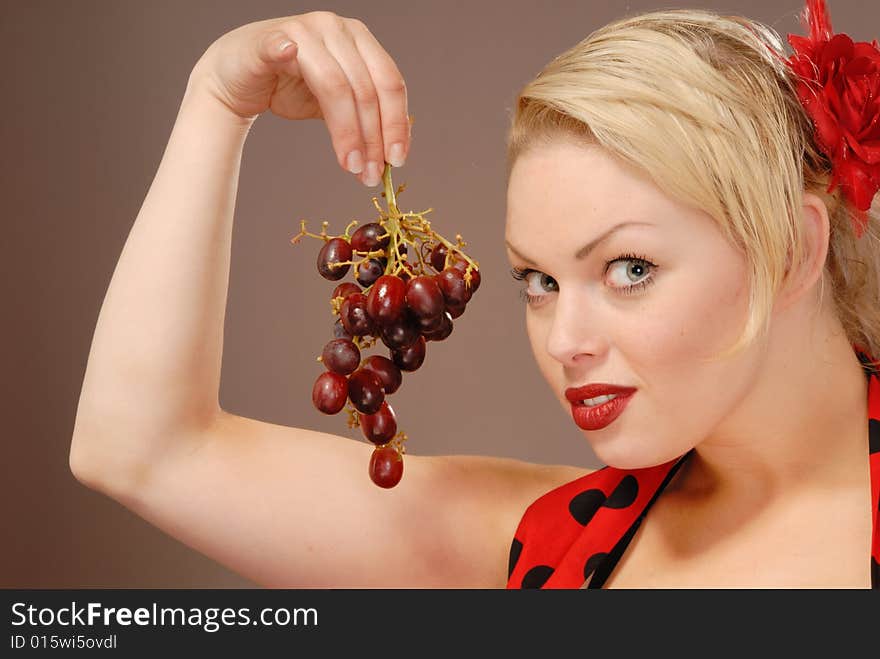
{"left": 3, "top": 0, "right": 874, "bottom": 587}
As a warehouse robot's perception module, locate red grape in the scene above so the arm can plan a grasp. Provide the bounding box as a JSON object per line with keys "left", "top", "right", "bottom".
{"left": 446, "top": 302, "right": 466, "bottom": 319}
{"left": 321, "top": 338, "right": 360, "bottom": 375}
{"left": 369, "top": 445, "right": 403, "bottom": 488}
{"left": 366, "top": 275, "right": 407, "bottom": 327}
{"left": 348, "top": 368, "right": 385, "bottom": 414}
{"left": 332, "top": 282, "right": 361, "bottom": 300}
{"left": 356, "top": 258, "right": 386, "bottom": 287}
{"left": 359, "top": 401, "right": 397, "bottom": 445}
{"left": 312, "top": 371, "right": 348, "bottom": 414}
{"left": 391, "top": 335, "right": 426, "bottom": 372}
{"left": 351, "top": 222, "right": 390, "bottom": 253}
{"left": 423, "top": 312, "right": 453, "bottom": 341}
{"left": 405, "top": 276, "right": 445, "bottom": 320}
{"left": 340, "top": 293, "right": 375, "bottom": 337}
{"left": 417, "top": 313, "right": 445, "bottom": 333}
{"left": 436, "top": 267, "right": 472, "bottom": 305}
{"left": 429, "top": 243, "right": 448, "bottom": 272}
{"left": 453, "top": 262, "right": 480, "bottom": 295}
{"left": 317, "top": 238, "right": 353, "bottom": 281}
{"left": 333, "top": 318, "right": 353, "bottom": 339}
{"left": 380, "top": 313, "right": 421, "bottom": 350}
{"left": 449, "top": 256, "right": 468, "bottom": 272}
{"left": 361, "top": 355, "right": 402, "bottom": 394}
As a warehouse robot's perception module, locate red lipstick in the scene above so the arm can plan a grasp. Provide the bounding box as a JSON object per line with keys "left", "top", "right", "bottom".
{"left": 564, "top": 384, "right": 637, "bottom": 431}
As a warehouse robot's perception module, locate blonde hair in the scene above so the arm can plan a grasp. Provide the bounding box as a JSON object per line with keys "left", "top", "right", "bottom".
{"left": 506, "top": 8, "right": 880, "bottom": 368}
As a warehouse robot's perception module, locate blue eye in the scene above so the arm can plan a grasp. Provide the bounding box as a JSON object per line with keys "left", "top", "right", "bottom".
{"left": 509, "top": 252, "right": 657, "bottom": 305}
{"left": 605, "top": 253, "right": 657, "bottom": 295}
{"left": 510, "top": 267, "right": 557, "bottom": 305}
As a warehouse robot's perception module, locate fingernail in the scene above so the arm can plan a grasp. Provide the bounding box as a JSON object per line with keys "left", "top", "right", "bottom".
{"left": 346, "top": 150, "right": 364, "bottom": 174}
{"left": 279, "top": 40, "right": 294, "bottom": 53}
{"left": 364, "top": 161, "right": 381, "bottom": 187}
{"left": 388, "top": 143, "right": 405, "bottom": 168}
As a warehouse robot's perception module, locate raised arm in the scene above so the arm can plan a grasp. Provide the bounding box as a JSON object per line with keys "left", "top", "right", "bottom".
{"left": 68, "top": 12, "right": 585, "bottom": 587}
{"left": 69, "top": 12, "right": 406, "bottom": 491}
{"left": 69, "top": 73, "right": 244, "bottom": 490}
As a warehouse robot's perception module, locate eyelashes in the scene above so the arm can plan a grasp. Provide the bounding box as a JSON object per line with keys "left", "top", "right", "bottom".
{"left": 510, "top": 252, "right": 657, "bottom": 305}
{"left": 509, "top": 267, "right": 541, "bottom": 304}
{"left": 510, "top": 267, "right": 552, "bottom": 305}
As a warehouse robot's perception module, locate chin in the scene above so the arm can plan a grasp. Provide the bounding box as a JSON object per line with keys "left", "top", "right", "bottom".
{"left": 584, "top": 430, "right": 686, "bottom": 471}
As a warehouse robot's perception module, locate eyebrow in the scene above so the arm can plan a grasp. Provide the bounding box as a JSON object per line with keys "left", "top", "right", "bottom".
{"left": 505, "top": 221, "right": 655, "bottom": 265}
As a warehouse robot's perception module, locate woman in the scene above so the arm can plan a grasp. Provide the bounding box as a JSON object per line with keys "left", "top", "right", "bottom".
{"left": 69, "top": 1, "right": 880, "bottom": 588}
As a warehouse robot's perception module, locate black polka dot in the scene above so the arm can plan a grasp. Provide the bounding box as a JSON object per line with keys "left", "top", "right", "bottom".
{"left": 583, "top": 552, "right": 608, "bottom": 582}
{"left": 508, "top": 539, "right": 523, "bottom": 578}
{"left": 873, "top": 557, "right": 879, "bottom": 589}
{"left": 869, "top": 419, "right": 879, "bottom": 455}
{"left": 521, "top": 565, "right": 554, "bottom": 589}
{"left": 856, "top": 350, "right": 878, "bottom": 376}
{"left": 604, "top": 475, "right": 639, "bottom": 509}
{"left": 569, "top": 488, "right": 606, "bottom": 525}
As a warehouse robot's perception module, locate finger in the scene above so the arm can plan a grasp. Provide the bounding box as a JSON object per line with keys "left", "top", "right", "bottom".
{"left": 348, "top": 20, "right": 410, "bottom": 168}
{"left": 323, "top": 28, "right": 385, "bottom": 187}
{"left": 257, "top": 29, "right": 299, "bottom": 68}
{"left": 285, "top": 29, "right": 366, "bottom": 177}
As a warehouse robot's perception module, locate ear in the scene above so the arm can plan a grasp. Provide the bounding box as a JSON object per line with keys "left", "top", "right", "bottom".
{"left": 775, "top": 192, "right": 831, "bottom": 311}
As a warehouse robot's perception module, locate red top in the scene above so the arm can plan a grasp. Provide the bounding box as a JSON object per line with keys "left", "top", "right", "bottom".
{"left": 506, "top": 346, "right": 880, "bottom": 589}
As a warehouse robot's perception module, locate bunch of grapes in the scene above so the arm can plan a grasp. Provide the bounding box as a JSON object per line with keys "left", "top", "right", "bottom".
{"left": 291, "top": 164, "right": 481, "bottom": 489}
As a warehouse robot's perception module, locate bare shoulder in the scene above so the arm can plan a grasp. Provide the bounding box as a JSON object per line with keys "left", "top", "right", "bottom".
{"left": 452, "top": 454, "right": 594, "bottom": 528}
{"left": 432, "top": 454, "right": 594, "bottom": 584}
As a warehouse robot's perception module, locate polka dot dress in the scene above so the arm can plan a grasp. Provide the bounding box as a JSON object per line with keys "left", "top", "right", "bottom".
{"left": 507, "top": 345, "right": 880, "bottom": 589}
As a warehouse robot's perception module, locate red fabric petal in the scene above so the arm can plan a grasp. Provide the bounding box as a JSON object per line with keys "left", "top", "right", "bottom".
{"left": 821, "top": 73, "right": 841, "bottom": 112}
{"left": 843, "top": 78, "right": 868, "bottom": 117}
{"left": 838, "top": 85, "right": 864, "bottom": 131}
{"left": 810, "top": 94, "right": 843, "bottom": 154}
{"left": 803, "top": 0, "right": 834, "bottom": 43}
{"left": 854, "top": 40, "right": 880, "bottom": 62}
{"left": 847, "top": 138, "right": 880, "bottom": 165}
{"left": 844, "top": 56, "right": 875, "bottom": 77}
{"left": 843, "top": 76, "right": 867, "bottom": 114}
{"left": 857, "top": 113, "right": 880, "bottom": 141}
{"left": 821, "top": 34, "right": 854, "bottom": 67}
{"left": 871, "top": 162, "right": 880, "bottom": 186}
{"left": 835, "top": 157, "right": 879, "bottom": 211}
{"left": 788, "top": 34, "right": 817, "bottom": 60}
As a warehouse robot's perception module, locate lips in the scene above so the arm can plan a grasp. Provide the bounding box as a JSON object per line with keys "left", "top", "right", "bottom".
{"left": 564, "top": 383, "right": 637, "bottom": 404}
{"left": 564, "top": 383, "right": 637, "bottom": 431}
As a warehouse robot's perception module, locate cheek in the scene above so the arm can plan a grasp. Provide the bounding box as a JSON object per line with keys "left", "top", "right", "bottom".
{"left": 525, "top": 311, "right": 556, "bottom": 382}
{"left": 627, "top": 258, "right": 751, "bottom": 381}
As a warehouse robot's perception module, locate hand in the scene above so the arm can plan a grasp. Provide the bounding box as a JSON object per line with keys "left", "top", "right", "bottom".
{"left": 189, "top": 11, "right": 411, "bottom": 186}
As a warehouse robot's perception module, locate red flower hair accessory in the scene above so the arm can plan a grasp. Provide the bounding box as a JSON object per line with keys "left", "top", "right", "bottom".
{"left": 784, "top": 0, "right": 880, "bottom": 238}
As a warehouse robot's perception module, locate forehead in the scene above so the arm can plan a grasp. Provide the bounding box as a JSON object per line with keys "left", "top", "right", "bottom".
{"left": 505, "top": 141, "right": 670, "bottom": 241}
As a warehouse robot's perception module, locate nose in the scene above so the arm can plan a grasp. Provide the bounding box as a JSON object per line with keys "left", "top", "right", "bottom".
{"left": 544, "top": 286, "right": 608, "bottom": 367}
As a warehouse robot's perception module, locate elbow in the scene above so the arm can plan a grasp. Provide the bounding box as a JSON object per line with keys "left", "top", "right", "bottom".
{"left": 69, "top": 431, "right": 153, "bottom": 505}
{"left": 69, "top": 438, "right": 104, "bottom": 491}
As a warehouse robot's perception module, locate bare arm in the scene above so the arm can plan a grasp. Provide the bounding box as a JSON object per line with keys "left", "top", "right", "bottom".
{"left": 110, "top": 411, "right": 581, "bottom": 588}
{"left": 69, "top": 78, "right": 249, "bottom": 492}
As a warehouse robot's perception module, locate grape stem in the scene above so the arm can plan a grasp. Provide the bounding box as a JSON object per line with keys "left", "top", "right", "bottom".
{"left": 292, "top": 165, "right": 479, "bottom": 287}
{"left": 382, "top": 163, "right": 399, "bottom": 214}
{"left": 378, "top": 164, "right": 406, "bottom": 279}
{"left": 377, "top": 165, "right": 479, "bottom": 283}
